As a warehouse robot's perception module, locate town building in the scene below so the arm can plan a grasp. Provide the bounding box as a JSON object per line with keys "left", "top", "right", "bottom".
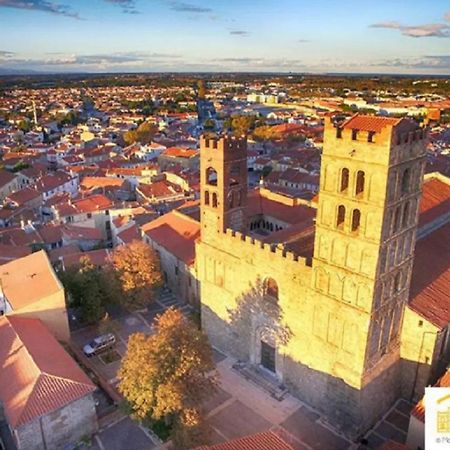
{"left": 0, "top": 315, "right": 97, "bottom": 450}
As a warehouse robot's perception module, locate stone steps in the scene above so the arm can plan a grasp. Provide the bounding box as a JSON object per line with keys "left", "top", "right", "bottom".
{"left": 232, "top": 361, "right": 288, "bottom": 401}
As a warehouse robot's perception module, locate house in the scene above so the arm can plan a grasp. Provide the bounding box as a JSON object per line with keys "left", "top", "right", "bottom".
{"left": 158, "top": 146, "right": 199, "bottom": 170}
{"left": 4, "top": 186, "right": 43, "bottom": 209}
{"left": 141, "top": 210, "right": 200, "bottom": 306}
{"left": 61, "top": 224, "right": 104, "bottom": 251}
{"left": 35, "top": 171, "right": 79, "bottom": 200}
{"left": 0, "top": 250, "right": 69, "bottom": 341}
{"left": 136, "top": 180, "right": 185, "bottom": 205}
{"left": 0, "top": 170, "right": 19, "bottom": 201}
{"left": 0, "top": 315, "right": 97, "bottom": 450}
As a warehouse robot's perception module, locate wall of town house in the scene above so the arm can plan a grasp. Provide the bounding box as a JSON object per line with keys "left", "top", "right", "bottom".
{"left": 15, "top": 394, "right": 97, "bottom": 450}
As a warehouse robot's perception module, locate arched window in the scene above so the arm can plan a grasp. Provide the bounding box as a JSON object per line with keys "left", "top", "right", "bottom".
{"left": 264, "top": 278, "right": 278, "bottom": 301}
{"left": 394, "top": 272, "right": 402, "bottom": 293}
{"left": 212, "top": 193, "right": 218, "bottom": 208}
{"left": 204, "top": 190, "right": 210, "bottom": 206}
{"left": 355, "top": 171, "right": 365, "bottom": 197}
{"left": 351, "top": 209, "right": 361, "bottom": 232}
{"left": 401, "top": 168, "right": 410, "bottom": 194}
{"left": 340, "top": 168, "right": 349, "bottom": 193}
{"left": 393, "top": 206, "right": 401, "bottom": 233}
{"left": 402, "top": 202, "right": 410, "bottom": 228}
{"left": 206, "top": 167, "right": 218, "bottom": 186}
{"left": 337, "top": 205, "right": 346, "bottom": 230}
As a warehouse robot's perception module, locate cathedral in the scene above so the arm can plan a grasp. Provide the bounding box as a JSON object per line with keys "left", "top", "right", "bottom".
{"left": 195, "top": 114, "right": 450, "bottom": 437}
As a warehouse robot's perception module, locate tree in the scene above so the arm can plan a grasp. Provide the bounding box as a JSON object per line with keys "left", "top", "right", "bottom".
{"left": 123, "top": 121, "right": 157, "bottom": 146}
{"left": 118, "top": 308, "right": 217, "bottom": 448}
{"left": 59, "top": 257, "right": 120, "bottom": 323}
{"left": 197, "top": 79, "right": 207, "bottom": 99}
{"left": 111, "top": 240, "right": 162, "bottom": 308}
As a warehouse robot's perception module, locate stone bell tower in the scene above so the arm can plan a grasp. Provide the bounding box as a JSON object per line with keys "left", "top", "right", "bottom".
{"left": 199, "top": 134, "right": 248, "bottom": 244}
{"left": 312, "top": 114, "right": 427, "bottom": 432}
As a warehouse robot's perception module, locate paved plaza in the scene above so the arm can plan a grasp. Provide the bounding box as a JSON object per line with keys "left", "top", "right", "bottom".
{"left": 69, "top": 290, "right": 413, "bottom": 450}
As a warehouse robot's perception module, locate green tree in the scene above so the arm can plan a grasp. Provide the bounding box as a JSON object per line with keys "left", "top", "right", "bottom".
{"left": 118, "top": 308, "right": 217, "bottom": 448}
{"left": 59, "top": 257, "right": 120, "bottom": 323}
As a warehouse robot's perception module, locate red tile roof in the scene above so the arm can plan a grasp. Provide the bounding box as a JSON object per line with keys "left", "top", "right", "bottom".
{"left": 61, "top": 249, "right": 111, "bottom": 268}
{"left": 408, "top": 221, "right": 450, "bottom": 329}
{"left": 340, "top": 114, "right": 402, "bottom": 133}
{"left": 0, "top": 316, "right": 95, "bottom": 428}
{"left": 247, "top": 189, "right": 317, "bottom": 225}
{"left": 117, "top": 224, "right": 141, "bottom": 244}
{"left": 141, "top": 211, "right": 199, "bottom": 266}
{"left": 195, "top": 431, "right": 295, "bottom": 450}
{"left": 418, "top": 176, "right": 450, "bottom": 228}
{"left": 62, "top": 224, "right": 103, "bottom": 241}
{"left": 0, "top": 251, "right": 62, "bottom": 310}
{"left": 162, "top": 147, "right": 198, "bottom": 159}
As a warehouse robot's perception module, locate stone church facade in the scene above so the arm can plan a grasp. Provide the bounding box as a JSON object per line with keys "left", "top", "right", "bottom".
{"left": 196, "top": 115, "right": 428, "bottom": 437}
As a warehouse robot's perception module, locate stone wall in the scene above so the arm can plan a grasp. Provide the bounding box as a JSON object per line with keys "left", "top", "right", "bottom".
{"left": 15, "top": 393, "right": 97, "bottom": 450}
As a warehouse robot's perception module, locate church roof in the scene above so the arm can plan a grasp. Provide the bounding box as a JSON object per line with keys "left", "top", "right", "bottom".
{"left": 409, "top": 221, "right": 450, "bottom": 329}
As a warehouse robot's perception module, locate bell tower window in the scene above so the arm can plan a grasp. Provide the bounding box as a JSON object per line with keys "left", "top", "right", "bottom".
{"left": 340, "top": 168, "right": 349, "bottom": 193}
{"left": 351, "top": 209, "right": 361, "bottom": 232}
{"left": 355, "top": 171, "right": 365, "bottom": 198}
{"left": 337, "top": 205, "right": 346, "bottom": 230}
{"left": 206, "top": 167, "right": 218, "bottom": 186}
{"left": 205, "top": 190, "right": 210, "bottom": 206}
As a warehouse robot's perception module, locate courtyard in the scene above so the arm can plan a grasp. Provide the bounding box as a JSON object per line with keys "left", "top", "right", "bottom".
{"left": 69, "top": 290, "right": 412, "bottom": 450}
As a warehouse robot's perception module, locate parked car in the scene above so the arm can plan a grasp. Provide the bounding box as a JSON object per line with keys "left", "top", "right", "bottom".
{"left": 83, "top": 333, "right": 116, "bottom": 357}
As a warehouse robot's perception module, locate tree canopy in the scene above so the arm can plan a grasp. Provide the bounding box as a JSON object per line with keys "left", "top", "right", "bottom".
{"left": 118, "top": 307, "right": 217, "bottom": 448}
{"left": 111, "top": 240, "right": 162, "bottom": 308}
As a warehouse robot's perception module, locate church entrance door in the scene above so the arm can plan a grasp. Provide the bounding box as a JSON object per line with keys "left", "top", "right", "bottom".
{"left": 260, "top": 341, "right": 276, "bottom": 373}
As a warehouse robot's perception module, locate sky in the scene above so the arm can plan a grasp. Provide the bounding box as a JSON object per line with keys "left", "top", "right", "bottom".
{"left": 0, "top": 0, "right": 449, "bottom": 74}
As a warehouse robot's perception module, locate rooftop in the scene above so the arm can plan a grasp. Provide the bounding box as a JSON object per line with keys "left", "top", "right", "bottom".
{"left": 0, "top": 250, "right": 62, "bottom": 310}
{"left": 0, "top": 316, "right": 95, "bottom": 428}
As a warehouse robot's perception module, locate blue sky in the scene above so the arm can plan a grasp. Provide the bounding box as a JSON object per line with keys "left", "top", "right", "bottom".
{"left": 0, "top": 0, "right": 449, "bottom": 74}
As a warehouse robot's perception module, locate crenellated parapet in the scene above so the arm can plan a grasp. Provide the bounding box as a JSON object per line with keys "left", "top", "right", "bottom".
{"left": 223, "top": 228, "right": 312, "bottom": 267}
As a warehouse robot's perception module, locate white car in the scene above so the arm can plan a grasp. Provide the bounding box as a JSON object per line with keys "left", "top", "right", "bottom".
{"left": 83, "top": 333, "right": 116, "bottom": 357}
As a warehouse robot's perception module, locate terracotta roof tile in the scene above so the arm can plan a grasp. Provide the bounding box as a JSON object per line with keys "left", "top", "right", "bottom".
{"left": 195, "top": 431, "right": 295, "bottom": 450}
{"left": 141, "top": 211, "right": 199, "bottom": 265}
{"left": 0, "top": 251, "right": 62, "bottom": 310}
{"left": 419, "top": 176, "right": 450, "bottom": 228}
{"left": 340, "top": 114, "right": 402, "bottom": 133}
{"left": 408, "top": 221, "right": 450, "bottom": 329}
{"left": 0, "top": 316, "right": 95, "bottom": 428}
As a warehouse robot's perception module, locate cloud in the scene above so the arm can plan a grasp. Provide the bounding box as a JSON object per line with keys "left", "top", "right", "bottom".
{"left": 0, "top": 0, "right": 80, "bottom": 18}
{"left": 230, "top": 30, "right": 249, "bottom": 36}
{"left": 0, "top": 50, "right": 15, "bottom": 58}
{"left": 103, "top": 0, "right": 138, "bottom": 14}
{"left": 374, "top": 55, "right": 450, "bottom": 70}
{"left": 167, "top": 1, "right": 212, "bottom": 13}
{"left": 370, "top": 21, "right": 450, "bottom": 38}
{"left": 0, "top": 51, "right": 183, "bottom": 72}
